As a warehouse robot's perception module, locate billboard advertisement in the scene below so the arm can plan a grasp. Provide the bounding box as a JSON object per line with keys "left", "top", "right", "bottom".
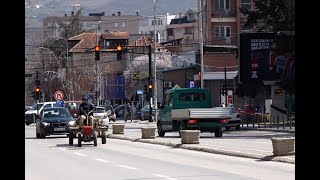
{"left": 239, "top": 33, "right": 295, "bottom": 84}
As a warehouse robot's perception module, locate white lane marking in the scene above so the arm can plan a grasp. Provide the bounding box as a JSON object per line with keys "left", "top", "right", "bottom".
{"left": 26, "top": 140, "right": 33, "bottom": 142}
{"left": 37, "top": 142, "right": 45, "bottom": 145}
{"left": 59, "top": 148, "right": 67, "bottom": 151}
{"left": 74, "top": 152, "right": 87, "bottom": 157}
{"left": 117, "top": 165, "right": 137, "bottom": 170}
{"left": 95, "top": 158, "right": 109, "bottom": 163}
{"left": 152, "top": 174, "right": 177, "bottom": 180}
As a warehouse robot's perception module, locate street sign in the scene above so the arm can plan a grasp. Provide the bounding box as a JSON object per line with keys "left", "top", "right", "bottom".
{"left": 137, "top": 90, "right": 143, "bottom": 95}
{"left": 54, "top": 90, "right": 64, "bottom": 101}
{"left": 187, "top": 81, "right": 197, "bottom": 88}
{"left": 25, "top": 74, "right": 32, "bottom": 77}
{"left": 132, "top": 73, "right": 139, "bottom": 80}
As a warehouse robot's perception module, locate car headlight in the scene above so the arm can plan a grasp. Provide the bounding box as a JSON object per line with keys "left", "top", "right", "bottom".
{"left": 68, "top": 121, "right": 76, "bottom": 126}
{"left": 42, "top": 122, "right": 50, "bottom": 126}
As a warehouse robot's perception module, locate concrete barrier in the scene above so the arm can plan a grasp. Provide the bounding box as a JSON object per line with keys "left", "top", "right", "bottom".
{"left": 271, "top": 137, "right": 295, "bottom": 156}
{"left": 141, "top": 127, "right": 156, "bottom": 139}
{"left": 112, "top": 124, "right": 125, "bottom": 134}
{"left": 180, "top": 130, "right": 200, "bottom": 144}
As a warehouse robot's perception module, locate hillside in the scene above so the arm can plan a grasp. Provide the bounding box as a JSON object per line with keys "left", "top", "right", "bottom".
{"left": 26, "top": 0, "right": 197, "bottom": 27}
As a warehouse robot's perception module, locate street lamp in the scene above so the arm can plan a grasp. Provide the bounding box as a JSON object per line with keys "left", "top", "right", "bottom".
{"left": 153, "top": 0, "right": 160, "bottom": 122}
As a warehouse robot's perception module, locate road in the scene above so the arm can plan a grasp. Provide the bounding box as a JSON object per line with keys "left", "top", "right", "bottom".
{"left": 26, "top": 126, "right": 294, "bottom": 180}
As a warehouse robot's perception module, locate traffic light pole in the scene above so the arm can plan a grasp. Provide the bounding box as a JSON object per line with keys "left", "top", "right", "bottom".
{"left": 148, "top": 45, "right": 152, "bottom": 120}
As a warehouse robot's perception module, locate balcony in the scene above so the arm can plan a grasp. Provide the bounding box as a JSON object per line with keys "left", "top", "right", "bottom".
{"left": 212, "top": 9, "right": 237, "bottom": 17}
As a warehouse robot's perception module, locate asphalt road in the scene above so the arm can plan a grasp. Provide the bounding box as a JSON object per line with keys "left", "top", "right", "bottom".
{"left": 26, "top": 126, "right": 294, "bottom": 180}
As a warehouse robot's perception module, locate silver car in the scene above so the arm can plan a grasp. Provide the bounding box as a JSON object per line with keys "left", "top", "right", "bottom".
{"left": 215, "top": 107, "right": 241, "bottom": 130}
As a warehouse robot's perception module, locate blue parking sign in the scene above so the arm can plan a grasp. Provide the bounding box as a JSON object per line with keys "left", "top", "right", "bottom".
{"left": 188, "top": 81, "right": 197, "bottom": 88}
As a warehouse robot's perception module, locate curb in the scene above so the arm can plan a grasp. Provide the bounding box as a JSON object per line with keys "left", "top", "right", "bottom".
{"left": 106, "top": 134, "right": 294, "bottom": 164}
{"left": 240, "top": 127, "right": 295, "bottom": 133}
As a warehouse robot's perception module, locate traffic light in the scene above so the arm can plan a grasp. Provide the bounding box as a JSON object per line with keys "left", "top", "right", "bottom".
{"left": 148, "top": 83, "right": 153, "bottom": 97}
{"left": 30, "top": 91, "right": 35, "bottom": 100}
{"left": 95, "top": 46, "right": 100, "bottom": 60}
{"left": 35, "top": 87, "right": 42, "bottom": 100}
{"left": 116, "top": 45, "right": 123, "bottom": 60}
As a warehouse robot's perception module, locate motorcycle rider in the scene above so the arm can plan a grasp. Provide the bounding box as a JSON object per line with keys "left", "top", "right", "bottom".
{"left": 78, "top": 97, "right": 94, "bottom": 126}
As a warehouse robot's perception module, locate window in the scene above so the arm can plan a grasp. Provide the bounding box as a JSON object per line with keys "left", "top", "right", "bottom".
{"left": 165, "top": 93, "right": 173, "bottom": 106}
{"left": 215, "top": 26, "right": 231, "bottom": 37}
{"left": 122, "top": 22, "right": 125, "bottom": 27}
{"left": 185, "top": 27, "right": 193, "bottom": 34}
{"left": 114, "top": 23, "right": 118, "bottom": 27}
{"left": 178, "top": 93, "right": 206, "bottom": 101}
{"left": 241, "top": 0, "right": 252, "bottom": 10}
{"left": 152, "top": 20, "right": 155, "bottom": 25}
{"left": 215, "top": 0, "right": 230, "bottom": 10}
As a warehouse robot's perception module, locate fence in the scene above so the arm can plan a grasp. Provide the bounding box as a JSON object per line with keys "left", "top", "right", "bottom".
{"left": 240, "top": 112, "right": 295, "bottom": 129}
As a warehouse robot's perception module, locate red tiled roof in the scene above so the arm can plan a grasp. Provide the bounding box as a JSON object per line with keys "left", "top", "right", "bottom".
{"left": 128, "top": 35, "right": 163, "bottom": 48}
{"left": 101, "top": 32, "right": 129, "bottom": 39}
{"left": 68, "top": 33, "right": 100, "bottom": 53}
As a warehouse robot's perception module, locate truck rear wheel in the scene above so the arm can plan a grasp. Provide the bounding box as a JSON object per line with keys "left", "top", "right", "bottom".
{"left": 215, "top": 128, "right": 223, "bottom": 138}
{"left": 178, "top": 121, "right": 186, "bottom": 137}
{"left": 157, "top": 122, "right": 165, "bottom": 137}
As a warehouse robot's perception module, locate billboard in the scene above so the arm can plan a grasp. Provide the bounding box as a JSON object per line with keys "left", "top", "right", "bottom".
{"left": 239, "top": 33, "right": 295, "bottom": 84}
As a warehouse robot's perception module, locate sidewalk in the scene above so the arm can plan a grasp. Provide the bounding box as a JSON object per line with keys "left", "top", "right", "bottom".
{"left": 107, "top": 121, "right": 295, "bottom": 164}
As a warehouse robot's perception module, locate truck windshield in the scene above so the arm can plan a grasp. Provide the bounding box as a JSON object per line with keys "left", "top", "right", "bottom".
{"left": 178, "top": 93, "right": 206, "bottom": 101}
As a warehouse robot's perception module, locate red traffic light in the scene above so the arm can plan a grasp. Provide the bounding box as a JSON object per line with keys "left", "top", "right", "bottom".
{"left": 116, "top": 45, "right": 122, "bottom": 51}
{"left": 95, "top": 46, "right": 100, "bottom": 51}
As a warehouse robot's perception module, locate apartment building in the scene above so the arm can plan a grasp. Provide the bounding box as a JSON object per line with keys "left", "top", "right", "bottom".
{"left": 166, "top": 9, "right": 199, "bottom": 46}
{"left": 43, "top": 11, "right": 144, "bottom": 40}
{"left": 139, "top": 13, "right": 177, "bottom": 43}
{"left": 204, "top": 0, "right": 253, "bottom": 46}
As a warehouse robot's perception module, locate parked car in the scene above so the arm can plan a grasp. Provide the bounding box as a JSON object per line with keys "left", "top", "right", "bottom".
{"left": 136, "top": 105, "right": 157, "bottom": 121}
{"left": 25, "top": 106, "right": 32, "bottom": 112}
{"left": 25, "top": 101, "right": 56, "bottom": 126}
{"left": 36, "top": 107, "right": 74, "bottom": 138}
{"left": 92, "top": 106, "right": 110, "bottom": 128}
{"left": 101, "top": 104, "right": 116, "bottom": 122}
{"left": 237, "top": 104, "right": 258, "bottom": 116}
{"left": 216, "top": 107, "right": 241, "bottom": 130}
{"left": 64, "top": 101, "right": 81, "bottom": 118}
{"left": 114, "top": 105, "right": 125, "bottom": 118}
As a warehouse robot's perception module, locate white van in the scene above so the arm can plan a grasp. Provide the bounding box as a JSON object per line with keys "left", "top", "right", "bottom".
{"left": 25, "top": 102, "right": 56, "bottom": 125}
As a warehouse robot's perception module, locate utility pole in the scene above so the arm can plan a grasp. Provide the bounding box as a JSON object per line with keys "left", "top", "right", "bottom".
{"left": 198, "top": 0, "right": 204, "bottom": 88}
{"left": 95, "top": 21, "right": 101, "bottom": 106}
{"left": 148, "top": 45, "right": 152, "bottom": 120}
{"left": 153, "top": 0, "right": 160, "bottom": 122}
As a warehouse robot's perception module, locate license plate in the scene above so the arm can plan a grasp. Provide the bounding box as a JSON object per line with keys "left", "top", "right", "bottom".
{"left": 54, "top": 127, "right": 65, "bottom": 131}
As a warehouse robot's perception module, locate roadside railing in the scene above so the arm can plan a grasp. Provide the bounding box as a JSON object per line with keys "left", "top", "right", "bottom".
{"left": 240, "top": 112, "right": 295, "bottom": 130}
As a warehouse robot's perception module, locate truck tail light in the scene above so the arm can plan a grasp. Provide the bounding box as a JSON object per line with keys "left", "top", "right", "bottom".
{"left": 188, "top": 119, "right": 198, "bottom": 124}
{"left": 220, "top": 119, "right": 228, "bottom": 124}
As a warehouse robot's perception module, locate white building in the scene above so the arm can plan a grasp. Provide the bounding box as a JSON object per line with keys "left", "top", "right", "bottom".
{"left": 139, "top": 13, "right": 177, "bottom": 43}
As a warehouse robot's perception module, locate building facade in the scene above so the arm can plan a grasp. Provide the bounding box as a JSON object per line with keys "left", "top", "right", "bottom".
{"left": 204, "top": 0, "right": 253, "bottom": 46}
{"left": 43, "top": 11, "right": 144, "bottom": 40}
{"left": 139, "top": 13, "right": 177, "bottom": 43}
